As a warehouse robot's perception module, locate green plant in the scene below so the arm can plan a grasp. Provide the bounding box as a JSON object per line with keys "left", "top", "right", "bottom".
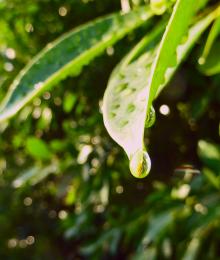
{"left": 0, "top": 0, "right": 220, "bottom": 178}
{"left": 1, "top": 1, "right": 220, "bottom": 259}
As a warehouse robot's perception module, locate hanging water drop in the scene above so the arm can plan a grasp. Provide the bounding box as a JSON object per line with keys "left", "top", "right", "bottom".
{"left": 145, "top": 106, "right": 156, "bottom": 128}
{"left": 129, "top": 149, "right": 151, "bottom": 178}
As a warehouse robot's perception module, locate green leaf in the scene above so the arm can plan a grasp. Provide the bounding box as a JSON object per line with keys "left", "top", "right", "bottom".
{"left": 103, "top": 21, "right": 164, "bottom": 156}
{"left": 63, "top": 92, "right": 77, "bottom": 113}
{"left": 144, "top": 210, "right": 174, "bottom": 243}
{"left": 26, "top": 137, "right": 52, "bottom": 160}
{"left": 50, "top": 139, "right": 67, "bottom": 152}
{"left": 182, "top": 237, "right": 201, "bottom": 260}
{"left": 12, "top": 163, "right": 58, "bottom": 187}
{"left": 198, "top": 41, "right": 220, "bottom": 75}
{"left": 133, "top": 245, "right": 157, "bottom": 260}
{"left": 203, "top": 167, "right": 220, "bottom": 190}
{"left": 147, "top": 0, "right": 197, "bottom": 107}
{"left": 190, "top": 88, "right": 213, "bottom": 119}
{"left": 80, "top": 229, "right": 121, "bottom": 256}
{"left": 199, "top": 16, "right": 220, "bottom": 64}
{"left": 103, "top": 7, "right": 218, "bottom": 177}
{"left": 198, "top": 140, "right": 220, "bottom": 173}
{"left": 103, "top": 21, "right": 164, "bottom": 177}
{"left": 0, "top": 6, "right": 153, "bottom": 123}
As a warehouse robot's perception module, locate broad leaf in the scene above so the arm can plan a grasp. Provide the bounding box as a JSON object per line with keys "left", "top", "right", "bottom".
{"left": 103, "top": 22, "right": 164, "bottom": 178}
{"left": 0, "top": 6, "right": 153, "bottom": 122}
{"left": 103, "top": 6, "right": 218, "bottom": 178}
{"left": 26, "top": 137, "right": 52, "bottom": 160}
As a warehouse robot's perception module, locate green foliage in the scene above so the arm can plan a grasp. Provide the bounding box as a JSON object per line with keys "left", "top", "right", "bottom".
{"left": 198, "top": 41, "right": 220, "bottom": 75}
{"left": 0, "top": 6, "right": 152, "bottom": 122}
{"left": 199, "top": 15, "right": 220, "bottom": 62}
{"left": 0, "top": 0, "right": 220, "bottom": 259}
{"left": 26, "top": 137, "right": 52, "bottom": 160}
{"left": 198, "top": 140, "right": 220, "bottom": 173}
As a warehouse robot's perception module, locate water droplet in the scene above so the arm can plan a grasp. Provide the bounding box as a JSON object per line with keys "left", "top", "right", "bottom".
{"left": 129, "top": 149, "right": 151, "bottom": 178}
{"left": 145, "top": 106, "right": 156, "bottom": 128}
{"left": 46, "top": 43, "right": 53, "bottom": 50}
{"left": 198, "top": 57, "right": 205, "bottom": 65}
{"left": 106, "top": 46, "right": 114, "bottom": 56}
{"left": 34, "top": 82, "right": 43, "bottom": 90}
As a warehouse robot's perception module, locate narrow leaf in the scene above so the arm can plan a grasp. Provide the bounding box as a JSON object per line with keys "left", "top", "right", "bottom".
{"left": 198, "top": 41, "right": 220, "bottom": 75}
{"left": 147, "top": 0, "right": 197, "bottom": 108}
{"left": 198, "top": 140, "right": 220, "bottom": 172}
{"left": 0, "top": 6, "right": 153, "bottom": 122}
{"left": 203, "top": 168, "right": 220, "bottom": 190}
{"left": 12, "top": 163, "right": 58, "bottom": 188}
{"left": 199, "top": 16, "right": 220, "bottom": 64}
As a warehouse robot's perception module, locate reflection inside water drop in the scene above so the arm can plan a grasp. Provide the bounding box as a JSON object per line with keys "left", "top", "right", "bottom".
{"left": 129, "top": 149, "right": 151, "bottom": 178}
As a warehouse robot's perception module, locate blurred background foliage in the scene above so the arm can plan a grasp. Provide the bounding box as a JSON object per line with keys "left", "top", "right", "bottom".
{"left": 0, "top": 0, "right": 220, "bottom": 259}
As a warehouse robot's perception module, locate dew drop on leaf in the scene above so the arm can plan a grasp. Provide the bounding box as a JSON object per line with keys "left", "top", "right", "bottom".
{"left": 145, "top": 106, "right": 156, "bottom": 128}
{"left": 129, "top": 149, "right": 151, "bottom": 178}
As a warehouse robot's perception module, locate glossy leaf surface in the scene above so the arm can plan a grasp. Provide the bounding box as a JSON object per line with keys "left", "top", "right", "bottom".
{"left": 0, "top": 6, "right": 153, "bottom": 122}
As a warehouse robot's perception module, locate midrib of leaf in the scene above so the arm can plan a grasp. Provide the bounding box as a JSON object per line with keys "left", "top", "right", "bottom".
{"left": 0, "top": 6, "right": 153, "bottom": 123}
